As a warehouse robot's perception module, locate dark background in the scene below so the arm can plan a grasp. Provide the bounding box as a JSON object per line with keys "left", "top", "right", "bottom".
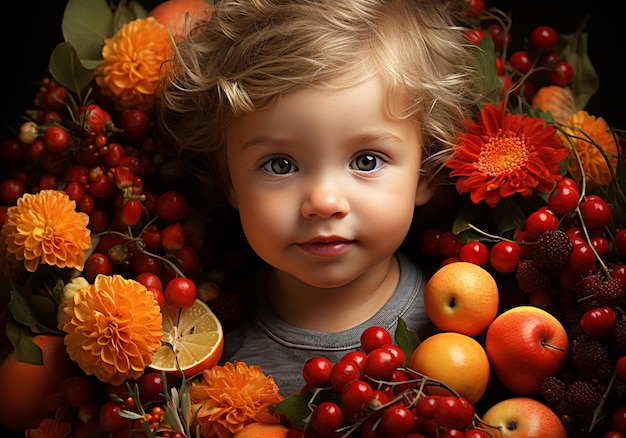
{"left": 1, "top": 0, "right": 624, "bottom": 141}
{"left": 0, "top": 0, "right": 623, "bottom": 435}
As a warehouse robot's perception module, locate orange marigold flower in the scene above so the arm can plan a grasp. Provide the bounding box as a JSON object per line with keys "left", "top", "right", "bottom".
{"left": 94, "top": 17, "right": 171, "bottom": 112}
{"left": 58, "top": 274, "right": 163, "bottom": 385}
{"left": 190, "top": 361, "right": 284, "bottom": 438}
{"left": 26, "top": 418, "right": 71, "bottom": 438}
{"left": 0, "top": 190, "right": 91, "bottom": 273}
{"left": 446, "top": 103, "right": 568, "bottom": 207}
{"left": 561, "top": 110, "right": 618, "bottom": 190}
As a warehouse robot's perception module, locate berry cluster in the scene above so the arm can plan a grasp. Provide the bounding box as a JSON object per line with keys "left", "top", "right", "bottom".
{"left": 0, "top": 76, "right": 251, "bottom": 327}
{"left": 463, "top": 0, "right": 575, "bottom": 104}
{"left": 283, "top": 326, "right": 492, "bottom": 438}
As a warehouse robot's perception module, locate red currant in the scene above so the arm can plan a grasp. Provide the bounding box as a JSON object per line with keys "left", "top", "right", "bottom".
{"left": 164, "top": 277, "right": 197, "bottom": 308}
{"left": 433, "top": 396, "right": 475, "bottom": 430}
{"left": 548, "top": 60, "right": 574, "bottom": 86}
{"left": 364, "top": 347, "right": 397, "bottom": 381}
{"left": 530, "top": 25, "right": 559, "bottom": 52}
{"left": 360, "top": 326, "right": 392, "bottom": 353}
{"left": 43, "top": 126, "right": 70, "bottom": 153}
{"left": 548, "top": 183, "right": 579, "bottom": 215}
{"left": 302, "top": 356, "right": 333, "bottom": 388}
{"left": 489, "top": 241, "right": 521, "bottom": 274}
{"left": 579, "top": 195, "right": 612, "bottom": 229}
{"left": 381, "top": 402, "right": 416, "bottom": 436}
{"left": 525, "top": 208, "right": 559, "bottom": 239}
{"left": 341, "top": 379, "right": 374, "bottom": 413}
{"left": 311, "top": 401, "right": 342, "bottom": 436}
{"left": 330, "top": 360, "right": 360, "bottom": 392}
{"left": 509, "top": 50, "right": 533, "bottom": 75}
{"left": 458, "top": 241, "right": 489, "bottom": 266}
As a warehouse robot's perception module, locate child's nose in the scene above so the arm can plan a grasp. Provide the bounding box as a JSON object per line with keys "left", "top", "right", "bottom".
{"left": 301, "top": 179, "right": 350, "bottom": 219}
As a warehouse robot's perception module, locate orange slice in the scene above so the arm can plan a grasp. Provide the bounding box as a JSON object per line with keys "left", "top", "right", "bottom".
{"left": 149, "top": 299, "right": 224, "bottom": 378}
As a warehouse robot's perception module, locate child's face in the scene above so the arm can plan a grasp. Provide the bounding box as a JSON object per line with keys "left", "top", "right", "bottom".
{"left": 225, "top": 74, "right": 433, "bottom": 288}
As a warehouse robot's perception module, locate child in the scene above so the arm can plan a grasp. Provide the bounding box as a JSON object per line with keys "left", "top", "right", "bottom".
{"left": 158, "top": 0, "right": 479, "bottom": 396}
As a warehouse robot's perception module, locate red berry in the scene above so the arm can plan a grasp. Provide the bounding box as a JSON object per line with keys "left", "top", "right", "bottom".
{"left": 381, "top": 402, "right": 416, "bottom": 436}
{"left": 458, "top": 241, "right": 489, "bottom": 267}
{"left": 157, "top": 190, "right": 189, "bottom": 222}
{"left": 466, "top": 0, "right": 485, "bottom": 18}
{"left": 302, "top": 356, "right": 333, "bottom": 388}
{"left": 433, "top": 396, "right": 475, "bottom": 430}
{"left": 121, "top": 198, "right": 143, "bottom": 227}
{"left": 99, "top": 401, "right": 132, "bottom": 434}
{"left": 439, "top": 231, "right": 464, "bottom": 258}
{"left": 164, "top": 277, "right": 197, "bottom": 308}
{"left": 530, "top": 25, "right": 559, "bottom": 52}
{"left": 487, "top": 24, "right": 511, "bottom": 51}
{"left": 119, "top": 108, "right": 151, "bottom": 142}
{"left": 43, "top": 126, "right": 70, "bottom": 153}
{"left": 161, "top": 222, "right": 187, "bottom": 252}
{"left": 341, "top": 379, "right": 374, "bottom": 413}
{"left": 489, "top": 241, "right": 521, "bottom": 274}
{"left": 548, "top": 183, "right": 580, "bottom": 215}
{"left": 548, "top": 60, "right": 574, "bottom": 86}
{"left": 59, "top": 375, "right": 94, "bottom": 409}
{"left": 311, "top": 401, "right": 343, "bottom": 436}
{"left": 579, "top": 195, "right": 611, "bottom": 229}
{"left": 616, "top": 356, "right": 626, "bottom": 382}
{"left": 509, "top": 50, "right": 533, "bottom": 75}
{"left": 138, "top": 372, "right": 165, "bottom": 402}
{"left": 83, "top": 252, "right": 113, "bottom": 282}
{"left": 615, "top": 229, "right": 626, "bottom": 256}
{"left": 135, "top": 272, "right": 164, "bottom": 291}
{"left": 330, "top": 360, "right": 360, "bottom": 392}
{"left": 0, "top": 178, "right": 26, "bottom": 204}
{"left": 364, "top": 347, "right": 397, "bottom": 381}
{"left": 360, "top": 326, "right": 392, "bottom": 353}
{"left": 525, "top": 208, "right": 559, "bottom": 239}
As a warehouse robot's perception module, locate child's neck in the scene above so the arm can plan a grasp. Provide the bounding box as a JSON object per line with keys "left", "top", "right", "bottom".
{"left": 265, "top": 256, "right": 400, "bottom": 332}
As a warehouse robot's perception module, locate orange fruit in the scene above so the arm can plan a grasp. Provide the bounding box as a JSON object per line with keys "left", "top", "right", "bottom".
{"left": 149, "top": 298, "right": 224, "bottom": 379}
{"left": 149, "top": 0, "right": 213, "bottom": 37}
{"left": 407, "top": 331, "right": 490, "bottom": 404}
{"left": 481, "top": 397, "right": 568, "bottom": 437}
{"left": 423, "top": 261, "right": 499, "bottom": 337}
{"left": 0, "top": 335, "right": 78, "bottom": 434}
{"left": 232, "top": 422, "right": 290, "bottom": 438}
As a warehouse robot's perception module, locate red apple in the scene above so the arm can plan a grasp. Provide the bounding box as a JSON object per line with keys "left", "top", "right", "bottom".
{"left": 481, "top": 397, "right": 567, "bottom": 437}
{"left": 485, "top": 305, "right": 568, "bottom": 395}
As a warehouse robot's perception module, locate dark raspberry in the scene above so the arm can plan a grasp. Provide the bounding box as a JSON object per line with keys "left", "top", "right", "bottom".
{"left": 565, "top": 380, "right": 602, "bottom": 414}
{"left": 609, "top": 319, "right": 626, "bottom": 356}
{"left": 516, "top": 259, "right": 552, "bottom": 295}
{"left": 540, "top": 376, "right": 566, "bottom": 405}
{"left": 595, "top": 278, "right": 624, "bottom": 307}
{"left": 532, "top": 230, "right": 573, "bottom": 273}
{"left": 571, "top": 272, "right": 603, "bottom": 300}
{"left": 570, "top": 335, "right": 608, "bottom": 374}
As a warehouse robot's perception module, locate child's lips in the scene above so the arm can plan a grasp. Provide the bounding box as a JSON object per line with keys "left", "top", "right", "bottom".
{"left": 297, "top": 237, "right": 353, "bottom": 257}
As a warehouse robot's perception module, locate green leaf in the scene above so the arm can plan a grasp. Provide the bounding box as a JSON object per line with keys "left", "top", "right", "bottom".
{"left": 62, "top": 0, "right": 114, "bottom": 62}
{"left": 7, "top": 289, "right": 57, "bottom": 335}
{"left": 475, "top": 36, "right": 502, "bottom": 106}
{"left": 558, "top": 30, "right": 599, "bottom": 110}
{"left": 394, "top": 317, "right": 420, "bottom": 363}
{"left": 49, "top": 42, "right": 96, "bottom": 95}
{"left": 13, "top": 336, "right": 43, "bottom": 365}
{"left": 276, "top": 392, "right": 314, "bottom": 428}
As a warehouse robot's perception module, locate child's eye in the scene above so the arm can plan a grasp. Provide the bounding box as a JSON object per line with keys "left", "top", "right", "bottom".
{"left": 350, "top": 153, "right": 383, "bottom": 172}
{"left": 261, "top": 157, "right": 297, "bottom": 175}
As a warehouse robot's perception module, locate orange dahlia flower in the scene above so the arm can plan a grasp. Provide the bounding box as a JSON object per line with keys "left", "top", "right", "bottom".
{"left": 58, "top": 274, "right": 163, "bottom": 385}
{"left": 26, "top": 418, "right": 71, "bottom": 438}
{"left": 94, "top": 17, "right": 171, "bottom": 112}
{"left": 561, "top": 110, "right": 618, "bottom": 191}
{"left": 446, "top": 104, "right": 568, "bottom": 207}
{"left": 0, "top": 190, "right": 91, "bottom": 273}
{"left": 190, "top": 361, "right": 284, "bottom": 438}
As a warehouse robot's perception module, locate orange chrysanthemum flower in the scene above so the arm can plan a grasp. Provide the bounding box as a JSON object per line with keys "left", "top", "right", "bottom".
{"left": 58, "top": 274, "right": 163, "bottom": 385}
{"left": 94, "top": 17, "right": 171, "bottom": 112}
{"left": 561, "top": 110, "right": 618, "bottom": 191}
{"left": 190, "top": 361, "right": 284, "bottom": 438}
{"left": 0, "top": 190, "right": 91, "bottom": 273}
{"left": 26, "top": 418, "right": 71, "bottom": 438}
{"left": 446, "top": 103, "right": 568, "bottom": 207}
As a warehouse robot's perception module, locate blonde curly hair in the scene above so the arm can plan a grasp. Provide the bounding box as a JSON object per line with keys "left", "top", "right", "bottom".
{"left": 158, "top": 0, "right": 479, "bottom": 196}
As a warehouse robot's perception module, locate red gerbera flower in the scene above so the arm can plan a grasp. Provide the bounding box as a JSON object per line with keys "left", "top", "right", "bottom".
{"left": 446, "top": 103, "right": 568, "bottom": 207}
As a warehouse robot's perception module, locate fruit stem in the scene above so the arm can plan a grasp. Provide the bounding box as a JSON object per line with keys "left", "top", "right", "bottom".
{"left": 540, "top": 340, "right": 565, "bottom": 351}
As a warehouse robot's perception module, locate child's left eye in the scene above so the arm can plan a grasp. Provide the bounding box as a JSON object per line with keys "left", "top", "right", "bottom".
{"left": 350, "top": 154, "right": 383, "bottom": 172}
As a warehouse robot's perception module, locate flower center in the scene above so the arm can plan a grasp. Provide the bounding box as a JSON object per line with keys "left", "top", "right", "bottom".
{"left": 478, "top": 130, "right": 529, "bottom": 175}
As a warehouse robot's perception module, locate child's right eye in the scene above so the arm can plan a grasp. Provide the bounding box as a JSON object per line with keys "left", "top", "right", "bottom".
{"left": 261, "top": 157, "right": 297, "bottom": 175}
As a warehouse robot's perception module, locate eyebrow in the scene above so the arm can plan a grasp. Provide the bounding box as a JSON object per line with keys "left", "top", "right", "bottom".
{"left": 239, "top": 131, "right": 406, "bottom": 151}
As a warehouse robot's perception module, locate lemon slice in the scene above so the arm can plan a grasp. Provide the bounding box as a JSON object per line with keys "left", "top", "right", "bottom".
{"left": 150, "top": 299, "right": 224, "bottom": 378}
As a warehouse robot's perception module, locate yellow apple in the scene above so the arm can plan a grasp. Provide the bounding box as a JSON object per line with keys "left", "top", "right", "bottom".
{"left": 423, "top": 261, "right": 499, "bottom": 337}
{"left": 485, "top": 305, "right": 568, "bottom": 395}
{"left": 481, "top": 397, "right": 567, "bottom": 438}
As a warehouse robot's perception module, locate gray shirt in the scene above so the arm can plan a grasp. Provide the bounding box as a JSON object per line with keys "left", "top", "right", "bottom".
{"left": 219, "top": 252, "right": 436, "bottom": 396}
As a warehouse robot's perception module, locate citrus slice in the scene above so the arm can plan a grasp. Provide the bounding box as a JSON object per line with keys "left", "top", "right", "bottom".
{"left": 149, "top": 299, "right": 224, "bottom": 378}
